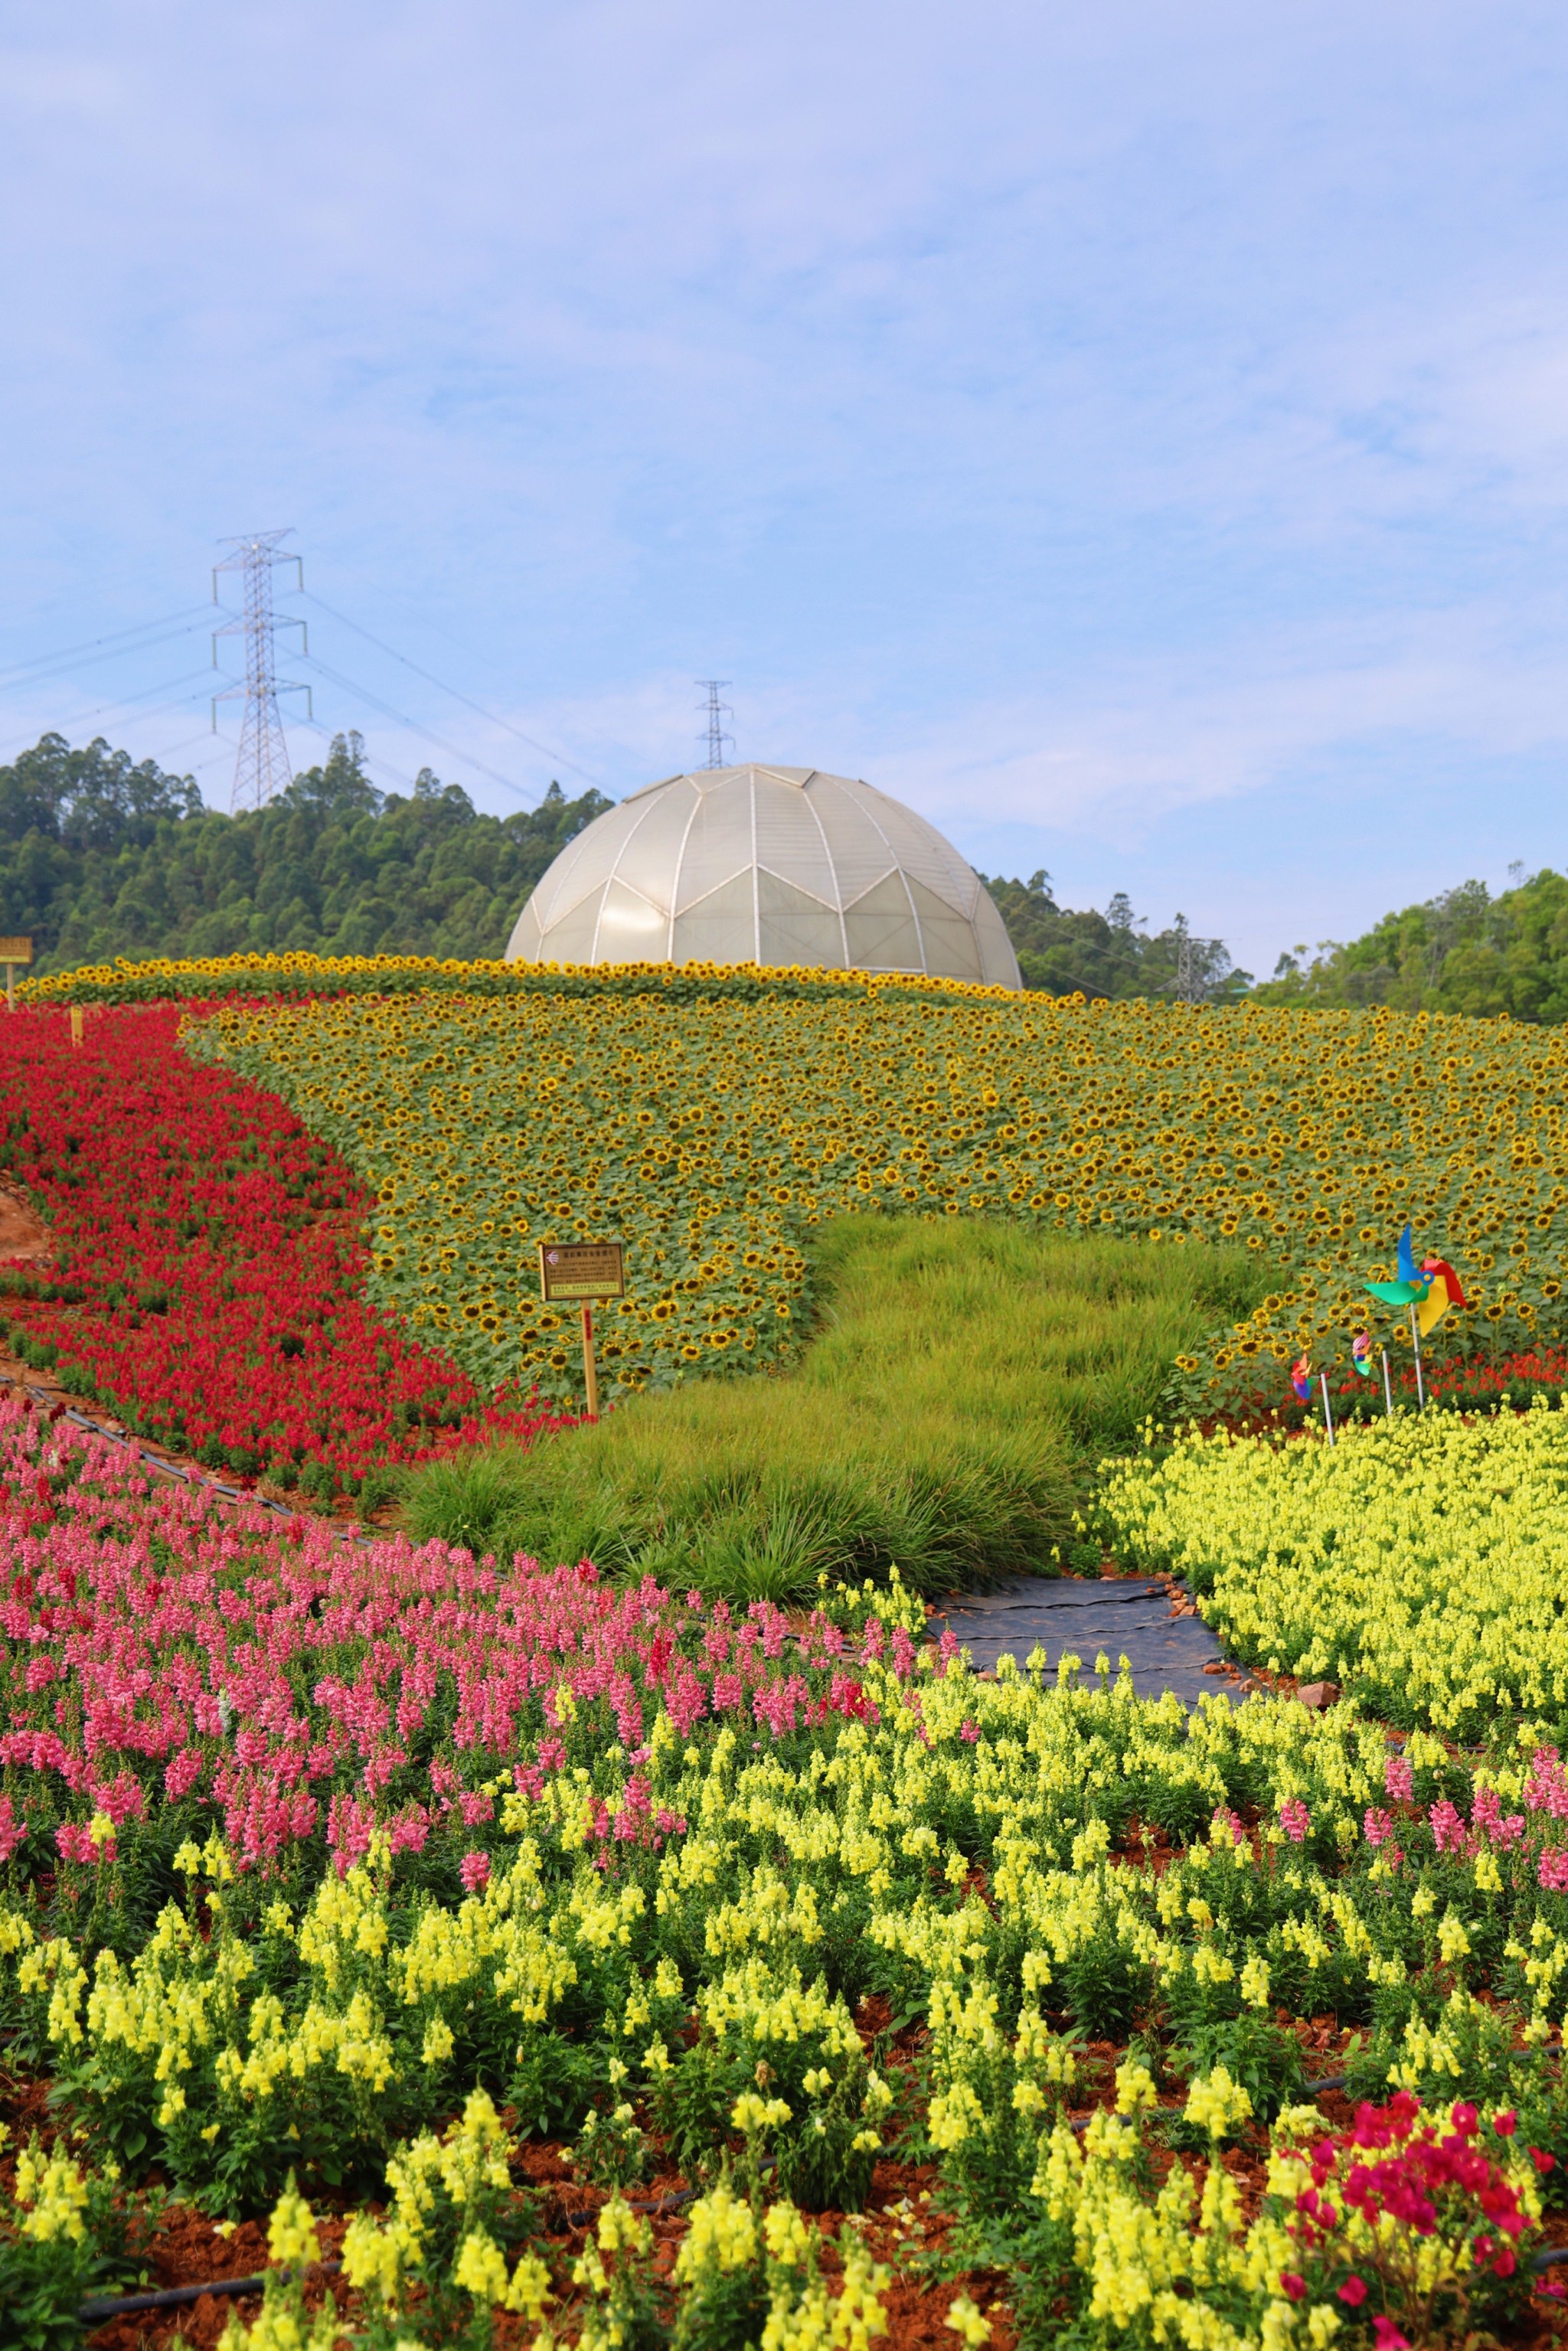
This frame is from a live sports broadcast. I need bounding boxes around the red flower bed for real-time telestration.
[0,1004,564,1500]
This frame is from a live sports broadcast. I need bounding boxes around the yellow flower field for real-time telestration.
[1099,1398,1568,1733]
[184,963,1568,1411]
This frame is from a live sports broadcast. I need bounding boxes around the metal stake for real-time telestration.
[1381,1346,1393,1417]
[1320,1370,1336,1446]
[1410,1306,1426,1409]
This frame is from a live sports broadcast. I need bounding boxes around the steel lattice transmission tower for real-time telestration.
[211,531,312,811]
[695,679,733,769]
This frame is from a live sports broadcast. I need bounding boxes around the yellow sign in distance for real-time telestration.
[0,936,30,1014]
[537,1239,626,1302]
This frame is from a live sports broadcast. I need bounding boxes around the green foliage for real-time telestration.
[401,1216,1274,1598]
[0,730,611,971]
[1170,2013,1305,2127]
[982,871,1253,1002]
[0,2136,143,2351]
[1254,866,1568,1021]
[575,2099,652,2191]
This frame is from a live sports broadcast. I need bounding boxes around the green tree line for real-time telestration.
[0,732,612,971]
[1251,870,1568,1021]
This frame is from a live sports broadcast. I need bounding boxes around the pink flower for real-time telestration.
[959,1720,979,1744]
[1364,1806,1396,1847]
[1373,2319,1411,2351]
[459,1849,491,1892]
[1429,1797,1467,1853]
[1279,1798,1310,1843]
[1337,2277,1367,2308]
[1384,1753,1414,1802]
[1494,2111,1517,2138]
[1279,2274,1307,2303]
[0,1794,26,1862]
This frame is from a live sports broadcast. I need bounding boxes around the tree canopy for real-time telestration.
[0,733,613,971]
[979,870,1252,1001]
[1252,870,1568,1021]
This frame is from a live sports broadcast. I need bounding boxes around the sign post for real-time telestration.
[0,936,31,1014]
[537,1241,626,1422]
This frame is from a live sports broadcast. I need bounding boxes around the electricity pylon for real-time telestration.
[212,531,312,811]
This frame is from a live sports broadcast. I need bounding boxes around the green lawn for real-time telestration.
[400,1216,1272,1600]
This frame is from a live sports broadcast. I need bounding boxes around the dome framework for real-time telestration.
[505,764,1021,988]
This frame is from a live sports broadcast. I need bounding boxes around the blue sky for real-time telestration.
[2,1,1566,976]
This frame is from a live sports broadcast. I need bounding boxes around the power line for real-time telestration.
[0,670,224,766]
[0,611,211,694]
[300,590,604,792]
[300,651,541,804]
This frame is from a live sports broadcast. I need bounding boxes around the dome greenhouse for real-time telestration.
[504,763,1021,988]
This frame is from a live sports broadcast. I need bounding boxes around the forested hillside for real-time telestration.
[1253,870,1568,1020]
[0,731,612,970]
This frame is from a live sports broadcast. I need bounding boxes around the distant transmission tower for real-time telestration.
[211,531,312,811]
[696,680,733,769]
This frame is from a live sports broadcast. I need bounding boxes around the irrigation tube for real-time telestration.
[79,2260,341,2323]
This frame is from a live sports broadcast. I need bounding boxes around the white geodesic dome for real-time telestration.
[504,764,1021,988]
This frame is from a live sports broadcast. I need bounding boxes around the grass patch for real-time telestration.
[400,1216,1273,1601]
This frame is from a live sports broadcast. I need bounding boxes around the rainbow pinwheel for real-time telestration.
[1351,1331,1375,1377]
[1364,1223,1468,1337]
[1290,1352,1313,1403]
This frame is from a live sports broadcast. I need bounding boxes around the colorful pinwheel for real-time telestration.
[1364,1223,1467,1335]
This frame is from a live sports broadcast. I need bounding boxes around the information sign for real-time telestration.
[0,936,30,1014]
[537,1240,625,1421]
[537,1241,626,1302]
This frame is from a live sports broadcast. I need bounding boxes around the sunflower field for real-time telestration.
[175,962,1568,1415]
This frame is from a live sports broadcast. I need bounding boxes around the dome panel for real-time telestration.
[506,895,544,961]
[905,875,983,981]
[604,777,699,918]
[595,877,671,961]
[866,790,978,916]
[539,884,608,964]
[805,778,903,906]
[842,872,923,971]
[506,763,1020,989]
[753,778,837,907]
[972,884,1023,988]
[756,870,848,968]
[527,822,605,932]
[673,779,754,913]
[671,870,757,965]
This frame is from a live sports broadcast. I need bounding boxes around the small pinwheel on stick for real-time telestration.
[1364,1223,1467,1407]
[1290,1352,1336,1442]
